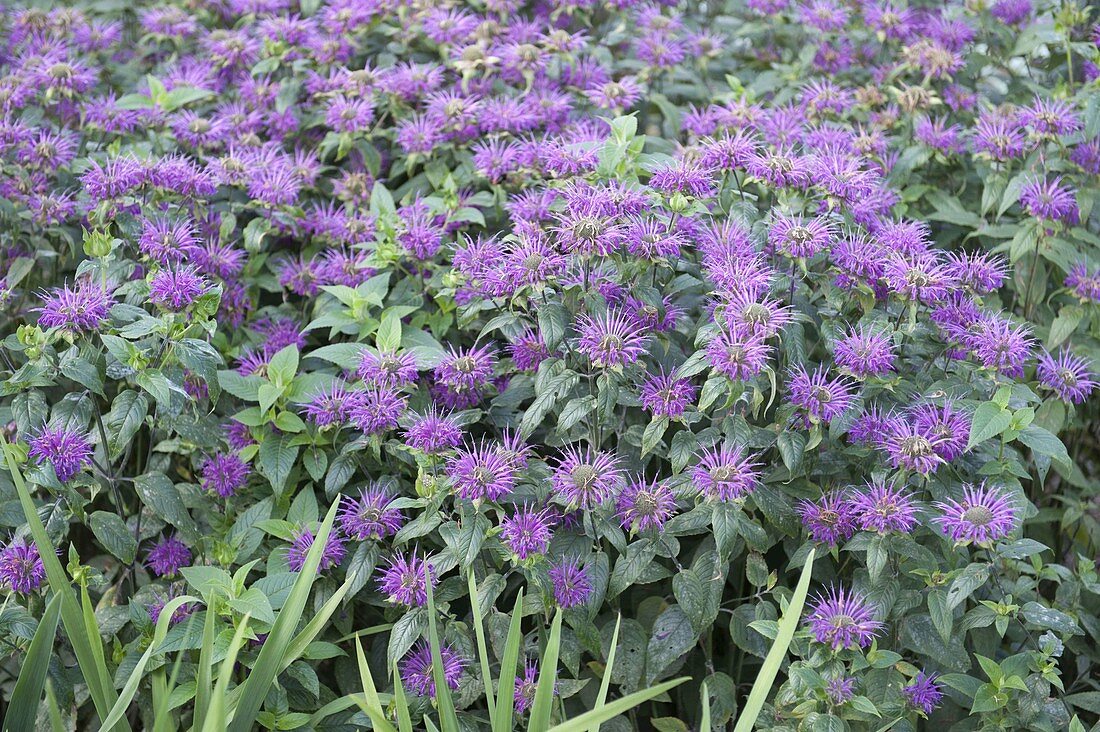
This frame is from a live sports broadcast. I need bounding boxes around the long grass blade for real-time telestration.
[733,548,817,732]
[0,436,122,728]
[392,661,413,732]
[2,591,62,732]
[587,614,621,732]
[468,570,496,721]
[226,500,339,732]
[192,606,217,732]
[492,589,524,732]
[700,680,711,732]
[353,637,397,732]
[547,678,690,732]
[425,567,460,732]
[98,595,198,731]
[278,577,351,675]
[201,614,252,732]
[528,610,563,732]
[44,681,65,732]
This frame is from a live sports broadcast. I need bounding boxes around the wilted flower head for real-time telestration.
[805,586,884,650]
[932,483,1016,544]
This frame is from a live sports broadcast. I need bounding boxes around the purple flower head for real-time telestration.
[1021,176,1079,224]
[825,677,857,705]
[357,349,418,388]
[38,282,113,334]
[148,588,196,626]
[499,506,555,560]
[550,445,625,509]
[805,586,884,650]
[616,478,677,532]
[287,528,346,573]
[769,213,834,259]
[799,490,857,544]
[339,486,404,540]
[149,266,207,312]
[145,536,192,578]
[966,314,1033,377]
[435,344,496,393]
[716,292,793,340]
[972,114,1026,161]
[139,217,197,264]
[575,309,649,369]
[1019,96,1081,138]
[302,382,357,427]
[648,162,715,198]
[401,640,464,698]
[514,661,539,713]
[348,386,407,435]
[933,483,1016,545]
[1065,262,1100,303]
[903,672,944,715]
[850,481,918,534]
[788,366,857,424]
[991,0,1031,25]
[834,326,895,378]
[509,329,553,372]
[945,251,1008,294]
[848,405,903,447]
[882,251,950,305]
[640,371,697,419]
[691,444,761,501]
[404,407,464,453]
[201,453,250,498]
[379,552,436,607]
[706,327,771,382]
[1037,348,1098,404]
[447,442,517,502]
[910,402,970,462]
[884,420,943,475]
[0,539,46,594]
[28,427,93,483]
[548,557,592,609]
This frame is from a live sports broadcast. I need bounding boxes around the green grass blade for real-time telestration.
[700,680,711,732]
[424,567,460,732]
[278,577,351,674]
[226,500,339,732]
[192,604,217,732]
[547,678,690,732]
[733,548,816,732]
[528,610,563,732]
[98,595,198,731]
[392,661,413,732]
[468,570,496,721]
[44,681,64,732]
[492,589,524,732]
[3,591,62,732]
[201,614,252,732]
[353,637,397,732]
[0,436,122,729]
[587,614,621,732]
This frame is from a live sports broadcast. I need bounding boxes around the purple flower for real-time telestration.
[834,326,895,378]
[848,405,903,447]
[825,677,857,705]
[401,640,464,698]
[799,490,857,545]
[508,330,553,372]
[0,539,46,594]
[648,162,715,198]
[148,588,195,626]
[550,445,625,509]
[850,481,918,534]
[357,349,418,388]
[966,314,1033,377]
[616,478,676,532]
[548,557,592,609]
[200,453,250,497]
[910,402,970,462]
[149,266,207,312]
[945,251,1008,294]
[769,213,834,258]
[884,421,943,475]
[972,114,1026,160]
[435,344,496,393]
[639,371,697,419]
[933,483,1016,544]
[903,672,944,715]
[788,366,857,424]
[575,310,649,369]
[404,407,463,453]
[1021,176,1078,224]
[514,661,539,713]
[145,536,192,578]
[805,586,884,650]
[379,552,436,607]
[447,442,517,502]
[302,382,357,427]
[690,444,760,501]
[1019,96,1081,137]
[287,529,346,573]
[348,386,407,435]
[340,486,404,540]
[37,282,113,334]
[138,217,197,264]
[1065,262,1100,302]
[1037,348,1098,404]
[499,506,555,560]
[27,427,93,482]
[706,327,771,382]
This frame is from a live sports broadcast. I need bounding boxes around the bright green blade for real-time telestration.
[3,591,62,732]
[392,661,413,732]
[354,637,397,732]
[700,680,711,732]
[528,610,563,732]
[733,548,817,732]
[202,614,252,732]
[0,436,122,728]
[425,568,460,732]
[468,570,496,720]
[588,614,621,732]
[226,500,339,732]
[44,681,64,732]
[492,589,525,732]
[193,604,217,732]
[547,678,690,732]
[277,578,351,675]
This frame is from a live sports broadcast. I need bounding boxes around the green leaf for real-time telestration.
[529,611,563,732]
[967,402,1011,450]
[376,310,403,352]
[549,678,688,732]
[1016,425,1071,467]
[103,391,148,459]
[645,605,696,684]
[589,615,621,732]
[134,472,199,542]
[1020,602,1080,634]
[228,588,275,625]
[424,568,460,731]
[89,511,137,563]
[258,434,298,497]
[492,589,525,732]
[947,563,990,610]
[927,589,953,644]
[467,571,496,722]
[2,591,62,732]
[267,345,299,387]
[777,431,806,473]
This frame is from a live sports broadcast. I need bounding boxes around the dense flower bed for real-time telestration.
[0,0,1098,729]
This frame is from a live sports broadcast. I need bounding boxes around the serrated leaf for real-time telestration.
[89,511,137,564]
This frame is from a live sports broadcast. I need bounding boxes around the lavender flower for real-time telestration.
[550,445,625,509]
[825,677,856,705]
[706,327,771,381]
[690,444,761,501]
[574,310,649,369]
[404,407,463,453]
[148,266,208,312]
[850,481,918,534]
[639,371,697,419]
[616,478,677,532]
[834,326,896,378]
[1037,348,1098,404]
[799,491,857,545]
[884,421,943,475]
[27,427,93,482]
[788,366,857,424]
[434,344,496,393]
[401,640,464,698]
[339,486,404,540]
[0,539,46,594]
[378,552,436,607]
[348,386,407,435]
[37,282,112,334]
[911,402,970,462]
[1020,177,1078,225]
[357,349,418,388]
[145,536,192,578]
[302,382,357,427]
[903,672,944,715]
[286,529,346,573]
[514,661,539,713]
[200,453,250,497]
[548,557,592,609]
[805,586,884,650]
[932,483,1016,544]
[499,506,555,560]
[447,442,517,502]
